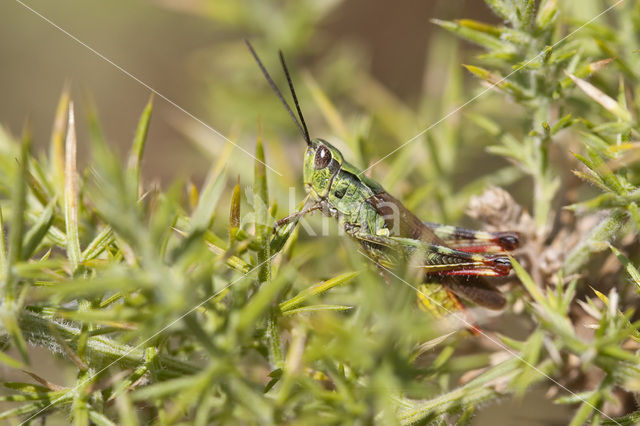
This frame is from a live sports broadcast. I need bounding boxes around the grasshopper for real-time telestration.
[246,41,519,322]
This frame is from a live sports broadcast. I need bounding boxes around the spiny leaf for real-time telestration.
[190,167,227,233]
[398,358,521,424]
[6,125,31,291]
[41,270,152,300]
[609,245,640,290]
[592,121,631,135]
[568,386,605,426]
[28,158,54,206]
[254,125,269,239]
[454,19,501,37]
[130,374,204,402]
[229,178,241,244]
[565,209,629,274]
[550,114,573,135]
[81,226,113,262]
[600,411,640,426]
[64,102,81,273]
[0,311,30,364]
[560,58,614,89]
[49,84,70,200]
[463,65,529,99]
[254,126,271,286]
[21,200,55,260]
[88,410,117,426]
[566,72,632,122]
[281,304,352,316]
[0,399,71,420]
[0,351,26,369]
[483,0,515,22]
[571,170,608,193]
[279,271,359,312]
[516,0,535,28]
[535,0,557,30]
[510,256,546,307]
[127,94,153,193]
[577,132,610,154]
[565,192,624,214]
[432,19,510,51]
[585,147,626,195]
[20,370,66,391]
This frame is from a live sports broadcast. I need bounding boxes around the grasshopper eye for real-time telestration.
[314,145,331,169]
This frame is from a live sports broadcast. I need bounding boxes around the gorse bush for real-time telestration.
[2,0,640,424]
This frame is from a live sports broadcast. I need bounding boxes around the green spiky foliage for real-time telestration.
[3,1,640,424]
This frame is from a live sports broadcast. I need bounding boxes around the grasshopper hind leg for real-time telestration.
[423,222,519,253]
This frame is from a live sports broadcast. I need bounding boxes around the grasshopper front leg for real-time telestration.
[271,199,329,253]
[273,202,322,231]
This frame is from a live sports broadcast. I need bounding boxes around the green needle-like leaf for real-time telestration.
[127,95,153,193]
[279,271,359,312]
[64,103,81,273]
[566,72,632,122]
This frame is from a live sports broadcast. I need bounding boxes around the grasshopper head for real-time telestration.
[245,44,344,200]
[303,138,344,199]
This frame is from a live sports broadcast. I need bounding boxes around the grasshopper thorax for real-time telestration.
[303,138,344,200]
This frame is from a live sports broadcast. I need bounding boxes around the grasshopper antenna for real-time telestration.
[278,50,310,145]
[245,40,311,146]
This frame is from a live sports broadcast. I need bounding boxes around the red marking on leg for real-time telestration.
[439,269,502,277]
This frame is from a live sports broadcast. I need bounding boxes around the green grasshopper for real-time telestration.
[246,41,519,322]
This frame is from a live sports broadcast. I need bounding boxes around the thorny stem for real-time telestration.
[398,357,554,424]
[14,310,200,378]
